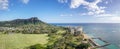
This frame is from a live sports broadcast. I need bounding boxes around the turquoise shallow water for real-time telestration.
[50,23,120,49]
[93,39,105,45]
[87,34,119,49]
[107,45,119,49]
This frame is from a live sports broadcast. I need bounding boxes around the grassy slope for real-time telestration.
[0,34,48,49]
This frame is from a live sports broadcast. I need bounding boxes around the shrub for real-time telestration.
[28,44,45,49]
[75,43,90,49]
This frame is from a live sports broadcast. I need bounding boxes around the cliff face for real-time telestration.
[0,17,45,27]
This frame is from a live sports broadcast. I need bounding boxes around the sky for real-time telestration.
[0,0,120,23]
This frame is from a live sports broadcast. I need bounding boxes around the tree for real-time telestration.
[75,43,90,49]
[28,44,45,49]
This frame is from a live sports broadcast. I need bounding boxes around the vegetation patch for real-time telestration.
[0,34,48,49]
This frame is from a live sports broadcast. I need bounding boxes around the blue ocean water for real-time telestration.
[50,23,120,49]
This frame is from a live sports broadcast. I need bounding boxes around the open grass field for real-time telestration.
[0,34,48,49]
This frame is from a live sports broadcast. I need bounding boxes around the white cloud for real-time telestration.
[59,0,107,15]
[105,1,108,4]
[82,0,106,15]
[58,0,68,3]
[0,0,8,10]
[96,14,113,17]
[70,0,89,8]
[21,0,29,4]
[88,11,94,15]
[0,0,30,10]
[109,17,120,21]
[101,16,120,23]
[97,14,120,23]
[81,12,94,16]
[60,14,73,16]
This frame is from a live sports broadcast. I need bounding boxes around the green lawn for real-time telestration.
[0,34,48,49]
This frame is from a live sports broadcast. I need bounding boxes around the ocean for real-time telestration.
[50,23,120,49]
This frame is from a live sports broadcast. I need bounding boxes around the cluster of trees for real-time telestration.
[27,28,90,49]
[27,44,45,49]
[19,24,60,34]
[28,43,90,49]
[0,24,65,34]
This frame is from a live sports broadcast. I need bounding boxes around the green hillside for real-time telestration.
[0,17,65,34]
[0,17,45,27]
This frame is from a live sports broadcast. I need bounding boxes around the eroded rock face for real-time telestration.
[28,17,41,24]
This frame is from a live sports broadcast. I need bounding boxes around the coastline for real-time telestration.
[83,33,120,49]
[50,23,120,49]
[83,33,111,49]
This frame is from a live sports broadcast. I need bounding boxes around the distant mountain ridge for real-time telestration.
[0,17,65,34]
[0,17,45,27]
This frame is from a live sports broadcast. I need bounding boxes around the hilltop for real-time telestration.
[0,17,65,34]
[0,17,45,27]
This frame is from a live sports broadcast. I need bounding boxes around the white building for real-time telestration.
[68,26,83,36]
